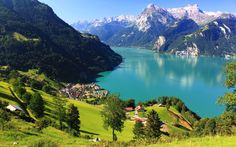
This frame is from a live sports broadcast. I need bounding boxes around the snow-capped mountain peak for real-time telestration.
[146,3,156,9]
[142,3,165,15]
[184,4,200,11]
[72,3,236,35]
[167,4,215,24]
[135,3,176,32]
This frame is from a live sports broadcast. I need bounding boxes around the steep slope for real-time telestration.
[106,4,176,47]
[0,0,122,82]
[73,4,176,47]
[164,17,236,56]
[153,19,199,52]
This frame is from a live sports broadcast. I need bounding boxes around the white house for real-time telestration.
[6,104,23,112]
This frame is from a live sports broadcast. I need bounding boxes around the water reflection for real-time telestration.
[97,47,233,117]
[123,50,226,89]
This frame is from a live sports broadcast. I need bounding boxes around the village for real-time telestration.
[59,83,109,100]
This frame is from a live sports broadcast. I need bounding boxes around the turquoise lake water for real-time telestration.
[96,47,233,117]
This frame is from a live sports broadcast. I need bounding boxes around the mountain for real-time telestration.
[73,4,176,48]
[161,17,236,57]
[167,4,216,25]
[0,0,122,82]
[153,19,199,52]
[72,4,236,56]
[75,16,136,43]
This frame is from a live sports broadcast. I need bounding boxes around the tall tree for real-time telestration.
[28,93,45,118]
[218,62,236,112]
[125,99,136,108]
[54,97,66,130]
[216,112,236,135]
[145,110,162,139]
[67,104,80,136]
[133,121,145,139]
[101,95,126,141]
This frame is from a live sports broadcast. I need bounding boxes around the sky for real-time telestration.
[38,0,236,24]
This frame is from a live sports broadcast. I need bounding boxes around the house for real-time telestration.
[158,103,164,107]
[125,107,134,112]
[135,105,145,112]
[133,117,146,122]
[6,104,23,112]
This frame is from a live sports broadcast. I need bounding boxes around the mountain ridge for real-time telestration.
[72,3,236,57]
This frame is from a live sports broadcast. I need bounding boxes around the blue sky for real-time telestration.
[39,0,236,24]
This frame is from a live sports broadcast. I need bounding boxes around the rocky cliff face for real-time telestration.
[164,18,236,57]
[153,19,199,52]
[154,36,166,51]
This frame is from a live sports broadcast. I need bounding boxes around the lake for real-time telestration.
[96,47,233,117]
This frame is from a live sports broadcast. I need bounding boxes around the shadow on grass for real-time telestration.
[0,92,16,102]
[20,130,39,136]
[80,130,99,135]
[161,131,170,136]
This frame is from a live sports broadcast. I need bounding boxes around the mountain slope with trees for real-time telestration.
[0,0,122,82]
[162,17,236,56]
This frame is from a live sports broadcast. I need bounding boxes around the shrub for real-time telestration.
[42,85,51,94]
[22,93,32,105]
[30,81,43,90]
[29,139,58,147]
[28,93,45,118]
[35,117,52,130]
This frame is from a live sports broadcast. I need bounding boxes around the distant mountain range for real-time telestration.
[0,0,122,82]
[72,4,236,57]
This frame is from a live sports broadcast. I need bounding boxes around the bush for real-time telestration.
[30,81,43,90]
[15,86,26,98]
[28,93,45,118]
[29,139,58,147]
[42,85,52,94]
[0,100,9,108]
[35,117,52,130]
[124,99,136,108]
[0,109,11,131]
[22,93,32,105]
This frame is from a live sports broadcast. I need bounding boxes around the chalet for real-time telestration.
[135,105,145,112]
[6,104,23,112]
[133,117,146,122]
[125,107,134,112]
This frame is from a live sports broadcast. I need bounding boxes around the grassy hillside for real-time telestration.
[0,83,190,145]
[148,136,236,147]
[0,68,203,146]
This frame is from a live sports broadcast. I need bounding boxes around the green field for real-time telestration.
[1,69,235,146]
[0,79,190,146]
[13,32,40,42]
[0,79,134,145]
[148,136,236,147]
